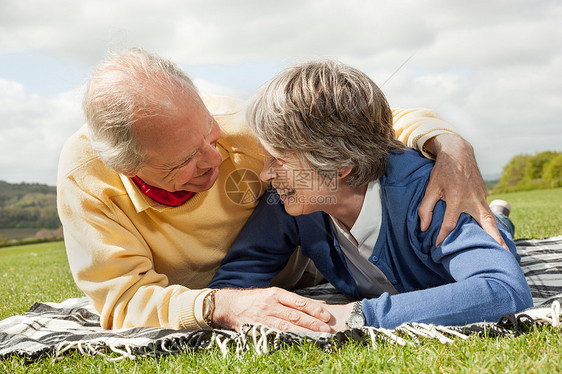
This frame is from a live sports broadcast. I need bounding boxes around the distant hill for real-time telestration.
[482,173,501,183]
[0,181,60,230]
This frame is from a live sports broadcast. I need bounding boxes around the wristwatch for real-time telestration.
[203,289,218,328]
[346,301,365,329]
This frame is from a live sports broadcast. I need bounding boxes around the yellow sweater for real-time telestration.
[57,95,456,330]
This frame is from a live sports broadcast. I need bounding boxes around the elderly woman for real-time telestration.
[209,60,532,331]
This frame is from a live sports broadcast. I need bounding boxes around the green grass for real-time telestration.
[2,328,561,373]
[488,187,562,240]
[0,241,83,320]
[1,188,561,372]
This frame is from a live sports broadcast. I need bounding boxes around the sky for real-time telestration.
[1,0,561,185]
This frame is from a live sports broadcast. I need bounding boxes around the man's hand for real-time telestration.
[418,133,507,249]
[212,288,332,332]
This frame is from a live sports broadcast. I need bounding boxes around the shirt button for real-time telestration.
[371,255,378,262]
[391,280,398,285]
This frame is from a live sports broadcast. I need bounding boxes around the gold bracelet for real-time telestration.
[203,289,219,328]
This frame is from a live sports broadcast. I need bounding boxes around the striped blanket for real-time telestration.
[1,236,561,362]
[516,236,562,306]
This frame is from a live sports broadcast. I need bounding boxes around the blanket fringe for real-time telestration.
[33,300,561,362]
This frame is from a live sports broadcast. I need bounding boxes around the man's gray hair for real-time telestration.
[247,60,404,187]
[83,48,197,175]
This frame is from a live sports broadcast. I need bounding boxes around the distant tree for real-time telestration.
[523,151,558,181]
[495,154,531,191]
[493,151,562,193]
[542,153,562,187]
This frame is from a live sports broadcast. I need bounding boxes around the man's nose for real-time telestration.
[198,143,222,169]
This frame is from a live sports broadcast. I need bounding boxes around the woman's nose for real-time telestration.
[260,166,276,182]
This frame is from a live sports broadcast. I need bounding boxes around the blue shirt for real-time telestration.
[209,148,533,328]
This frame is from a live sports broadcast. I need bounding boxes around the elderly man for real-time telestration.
[57,48,504,332]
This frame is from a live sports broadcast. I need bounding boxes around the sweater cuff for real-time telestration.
[414,129,459,160]
[193,289,215,328]
[176,289,212,329]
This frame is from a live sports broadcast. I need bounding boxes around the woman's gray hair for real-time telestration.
[83,48,197,175]
[247,60,404,187]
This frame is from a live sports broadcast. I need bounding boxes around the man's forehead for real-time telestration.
[161,117,215,168]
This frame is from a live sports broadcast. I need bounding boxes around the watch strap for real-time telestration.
[346,300,365,329]
[352,300,362,315]
[203,289,219,328]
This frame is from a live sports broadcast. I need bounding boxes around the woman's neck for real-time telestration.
[324,183,368,231]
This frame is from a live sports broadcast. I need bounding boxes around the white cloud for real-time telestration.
[194,78,250,99]
[0,0,561,183]
[0,79,83,184]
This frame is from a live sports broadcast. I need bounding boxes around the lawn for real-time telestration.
[487,187,562,240]
[1,188,561,373]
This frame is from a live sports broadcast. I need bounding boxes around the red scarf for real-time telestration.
[131,176,195,207]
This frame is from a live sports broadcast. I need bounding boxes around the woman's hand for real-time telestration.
[323,303,355,332]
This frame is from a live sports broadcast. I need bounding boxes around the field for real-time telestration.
[1,188,561,372]
[487,188,562,239]
[0,229,39,241]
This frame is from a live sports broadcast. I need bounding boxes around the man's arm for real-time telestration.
[59,180,331,332]
[213,288,331,332]
[420,134,506,248]
[391,109,505,247]
[57,172,210,329]
[57,136,329,332]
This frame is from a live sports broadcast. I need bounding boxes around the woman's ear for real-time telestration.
[338,168,352,179]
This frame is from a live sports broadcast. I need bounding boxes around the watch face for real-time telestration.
[347,313,365,329]
[203,296,212,318]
